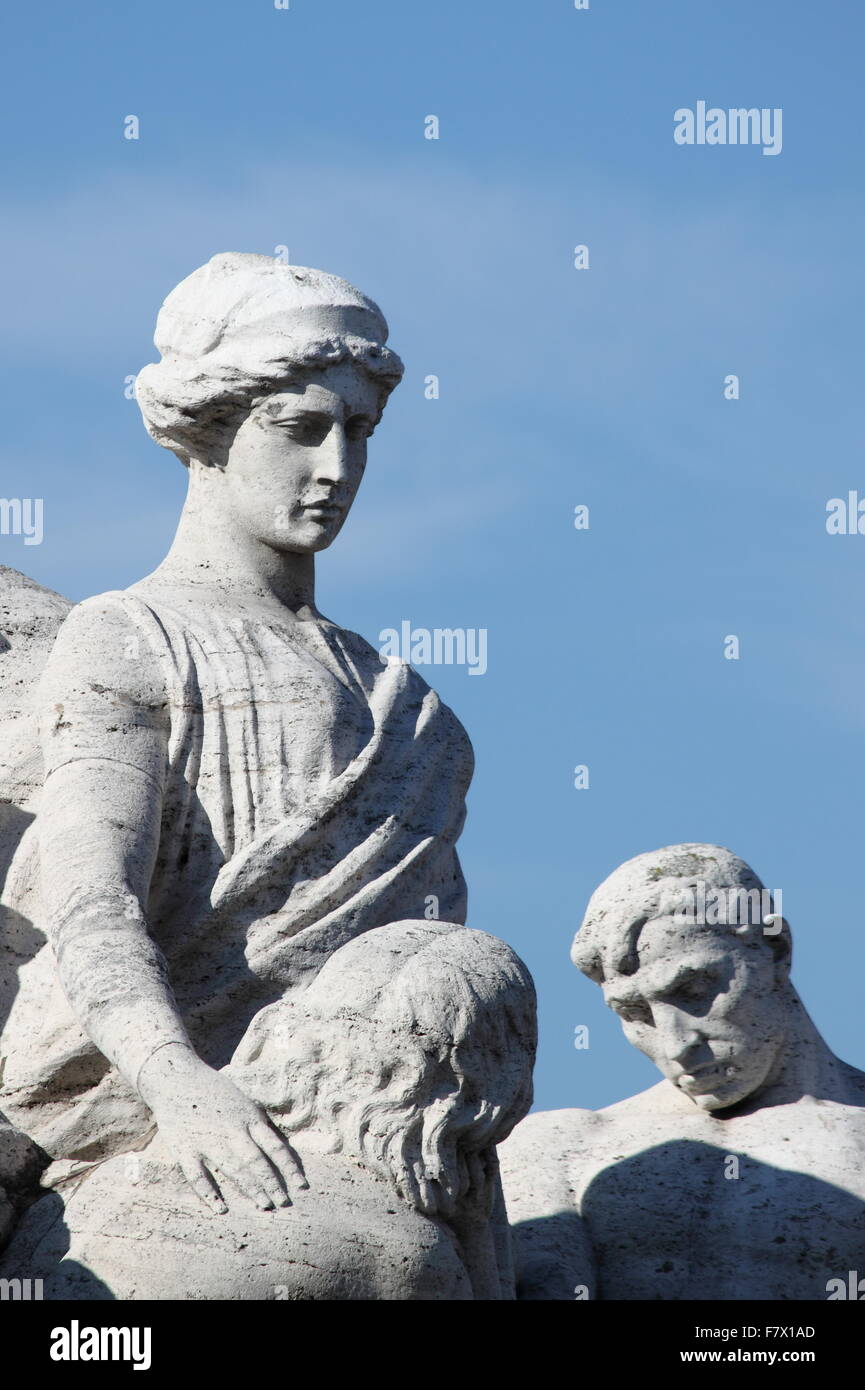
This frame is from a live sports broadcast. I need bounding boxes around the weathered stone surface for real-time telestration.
[0,565,71,813]
[0,1114,44,1250]
[0,569,71,1227]
[0,254,537,1298]
[1,921,535,1298]
[500,844,865,1300]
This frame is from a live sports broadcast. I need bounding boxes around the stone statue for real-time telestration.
[499,844,865,1300]
[0,253,536,1299]
[2,921,535,1299]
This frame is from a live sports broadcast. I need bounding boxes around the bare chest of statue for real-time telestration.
[575,1098,865,1300]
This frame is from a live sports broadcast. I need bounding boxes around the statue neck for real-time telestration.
[746,989,848,1112]
[148,475,318,615]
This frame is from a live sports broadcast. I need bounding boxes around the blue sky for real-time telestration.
[3,0,864,1109]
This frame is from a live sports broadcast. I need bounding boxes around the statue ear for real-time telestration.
[763,916,793,972]
[731,916,792,973]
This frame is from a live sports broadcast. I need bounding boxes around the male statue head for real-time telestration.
[571,844,794,1112]
[501,844,865,1302]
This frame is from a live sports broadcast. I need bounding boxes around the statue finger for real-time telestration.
[181,1155,228,1215]
[251,1121,308,1191]
[224,1146,288,1209]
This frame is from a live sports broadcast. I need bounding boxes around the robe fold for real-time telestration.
[0,587,474,1161]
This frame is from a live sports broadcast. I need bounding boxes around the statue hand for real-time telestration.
[138,1045,308,1214]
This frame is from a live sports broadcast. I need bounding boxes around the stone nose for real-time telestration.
[653,1003,704,1065]
[313,423,351,486]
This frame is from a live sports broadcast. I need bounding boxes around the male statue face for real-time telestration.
[602,916,790,1112]
[213,360,381,555]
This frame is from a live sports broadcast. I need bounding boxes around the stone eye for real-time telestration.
[615,1001,653,1026]
[345,416,374,442]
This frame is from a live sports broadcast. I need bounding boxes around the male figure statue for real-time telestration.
[499,844,865,1300]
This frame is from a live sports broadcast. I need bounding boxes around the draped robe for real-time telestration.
[0,587,474,1162]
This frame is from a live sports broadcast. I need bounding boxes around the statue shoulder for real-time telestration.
[499,1107,604,1207]
[596,1078,678,1121]
[40,590,169,711]
[501,1106,601,1160]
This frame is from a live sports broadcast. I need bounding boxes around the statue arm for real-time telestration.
[498,1110,598,1300]
[37,599,189,1089]
[446,1152,513,1300]
[36,598,306,1211]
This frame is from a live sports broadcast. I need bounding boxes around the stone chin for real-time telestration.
[676,1071,761,1113]
[265,516,348,556]
[688,1088,741,1113]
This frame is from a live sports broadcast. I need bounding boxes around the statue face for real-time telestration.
[602,917,787,1112]
[219,360,381,554]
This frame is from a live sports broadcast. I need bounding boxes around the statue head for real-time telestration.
[135,253,404,555]
[230,921,537,1220]
[571,844,793,1112]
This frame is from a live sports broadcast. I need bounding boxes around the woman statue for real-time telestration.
[0,254,528,1296]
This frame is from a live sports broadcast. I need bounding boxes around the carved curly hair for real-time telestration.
[230,921,537,1221]
[135,253,404,467]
